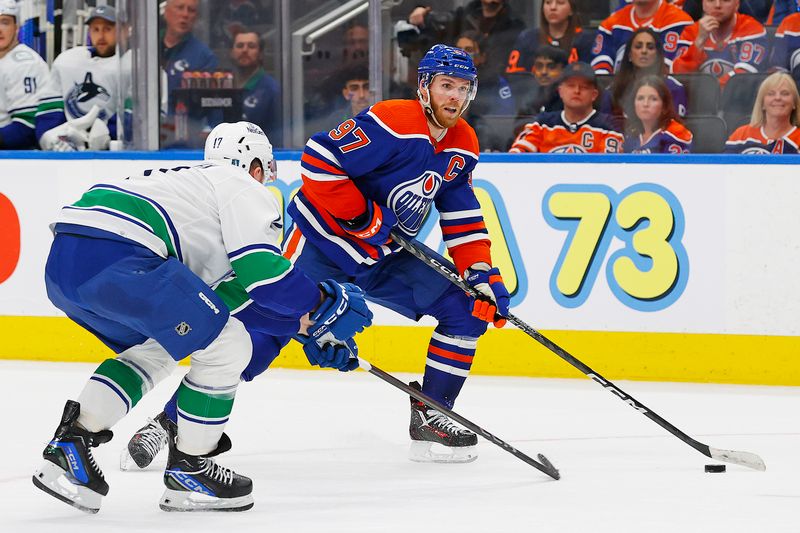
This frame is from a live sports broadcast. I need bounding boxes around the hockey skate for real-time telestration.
[120,411,173,471]
[408,381,478,463]
[32,400,113,514]
[160,442,253,512]
[121,411,233,471]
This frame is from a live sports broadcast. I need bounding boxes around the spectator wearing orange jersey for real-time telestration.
[591,0,693,73]
[509,62,623,153]
[725,71,800,153]
[672,0,767,86]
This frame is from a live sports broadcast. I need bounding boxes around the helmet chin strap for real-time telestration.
[417,85,445,130]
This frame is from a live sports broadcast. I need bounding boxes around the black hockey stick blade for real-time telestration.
[389,230,766,472]
[359,358,560,480]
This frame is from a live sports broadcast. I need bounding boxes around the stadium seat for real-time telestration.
[476,115,517,152]
[673,73,721,115]
[683,115,728,153]
[721,72,769,133]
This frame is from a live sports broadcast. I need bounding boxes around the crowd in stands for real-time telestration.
[4,0,800,153]
[397,0,800,154]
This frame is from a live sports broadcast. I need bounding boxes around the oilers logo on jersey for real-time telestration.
[388,171,443,233]
[550,144,588,153]
[740,147,771,154]
[65,72,111,119]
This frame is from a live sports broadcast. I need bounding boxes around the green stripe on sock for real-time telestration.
[177,382,235,420]
[94,358,145,406]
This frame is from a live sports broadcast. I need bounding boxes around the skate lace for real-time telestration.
[426,409,470,435]
[85,447,104,478]
[199,457,234,486]
[135,418,168,458]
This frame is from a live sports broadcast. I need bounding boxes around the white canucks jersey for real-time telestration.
[55,162,321,318]
[0,43,49,129]
[55,162,284,289]
[37,46,119,122]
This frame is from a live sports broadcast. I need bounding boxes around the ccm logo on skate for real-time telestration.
[0,193,20,285]
[198,292,220,314]
[169,471,215,495]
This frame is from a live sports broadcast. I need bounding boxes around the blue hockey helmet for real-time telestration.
[417,45,478,126]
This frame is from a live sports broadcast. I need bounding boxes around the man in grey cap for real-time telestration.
[36,4,122,150]
[510,62,624,153]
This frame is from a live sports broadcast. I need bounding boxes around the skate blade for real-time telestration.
[409,441,478,464]
[119,447,159,471]
[159,488,254,512]
[32,461,103,514]
[119,448,137,471]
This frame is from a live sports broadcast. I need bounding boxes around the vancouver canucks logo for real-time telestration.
[388,171,443,234]
[65,72,111,119]
[550,144,587,153]
[244,95,259,109]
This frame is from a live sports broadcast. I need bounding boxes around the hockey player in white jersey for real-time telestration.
[32,121,372,513]
[37,5,121,151]
[0,0,50,149]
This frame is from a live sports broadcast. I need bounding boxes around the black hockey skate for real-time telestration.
[408,381,478,463]
[32,400,113,514]
[160,438,253,512]
[120,411,173,471]
[121,411,233,471]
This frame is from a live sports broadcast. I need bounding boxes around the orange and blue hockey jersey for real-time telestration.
[725,124,800,153]
[623,119,693,153]
[672,14,767,85]
[286,99,491,276]
[769,12,800,73]
[509,110,624,153]
[591,1,693,73]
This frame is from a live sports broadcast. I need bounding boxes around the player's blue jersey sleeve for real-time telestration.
[434,156,490,257]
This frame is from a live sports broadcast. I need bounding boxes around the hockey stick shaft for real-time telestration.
[358,358,560,480]
[389,230,766,471]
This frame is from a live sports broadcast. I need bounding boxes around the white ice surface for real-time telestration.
[1,360,798,533]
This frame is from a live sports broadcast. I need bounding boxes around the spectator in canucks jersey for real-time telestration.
[230,28,281,146]
[0,0,49,150]
[160,0,217,113]
[36,5,120,151]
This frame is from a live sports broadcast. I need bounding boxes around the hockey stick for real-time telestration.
[389,230,766,472]
[358,358,561,480]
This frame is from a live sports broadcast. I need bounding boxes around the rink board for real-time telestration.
[0,152,798,385]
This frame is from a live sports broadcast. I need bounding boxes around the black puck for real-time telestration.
[704,464,726,473]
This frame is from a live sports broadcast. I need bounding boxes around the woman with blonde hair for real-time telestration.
[726,72,800,154]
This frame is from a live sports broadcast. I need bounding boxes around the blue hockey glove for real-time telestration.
[303,338,360,372]
[304,280,373,344]
[464,264,510,328]
[338,201,398,246]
